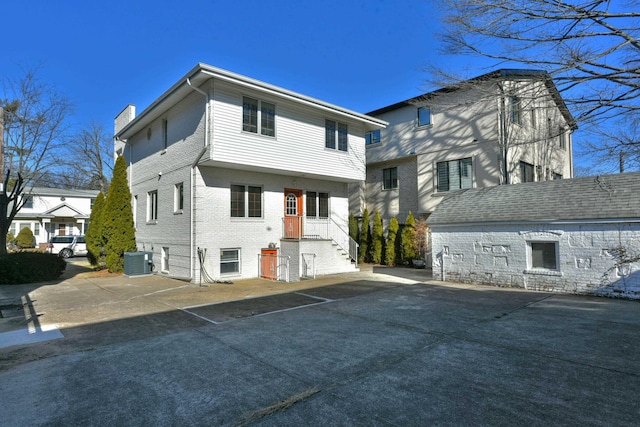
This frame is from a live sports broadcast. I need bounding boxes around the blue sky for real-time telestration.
[3,0,493,132]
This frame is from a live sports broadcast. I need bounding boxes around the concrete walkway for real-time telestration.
[1,261,639,425]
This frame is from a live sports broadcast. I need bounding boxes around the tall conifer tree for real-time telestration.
[86,191,105,266]
[371,210,384,264]
[359,208,370,264]
[102,155,136,273]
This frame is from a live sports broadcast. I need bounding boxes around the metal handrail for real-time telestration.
[282,216,358,265]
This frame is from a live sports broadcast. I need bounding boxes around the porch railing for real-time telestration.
[282,216,358,265]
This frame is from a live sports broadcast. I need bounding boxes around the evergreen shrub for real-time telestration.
[0,252,66,284]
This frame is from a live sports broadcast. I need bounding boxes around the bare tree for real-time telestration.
[63,120,113,193]
[0,68,73,254]
[434,0,640,167]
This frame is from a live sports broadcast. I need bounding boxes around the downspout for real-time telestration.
[186,77,210,281]
[498,82,509,185]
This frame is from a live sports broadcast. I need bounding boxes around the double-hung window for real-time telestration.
[383,167,398,190]
[325,120,348,152]
[147,190,158,222]
[220,249,240,274]
[365,129,381,145]
[306,192,329,218]
[243,97,275,137]
[231,185,262,218]
[436,158,472,192]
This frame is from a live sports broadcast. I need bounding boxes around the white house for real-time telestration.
[352,69,577,223]
[9,187,98,246]
[114,63,387,283]
[428,172,640,299]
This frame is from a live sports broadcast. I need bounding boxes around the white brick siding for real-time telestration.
[432,222,640,298]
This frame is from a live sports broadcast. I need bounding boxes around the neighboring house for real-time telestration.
[428,172,640,299]
[114,63,387,282]
[9,187,98,247]
[351,69,577,223]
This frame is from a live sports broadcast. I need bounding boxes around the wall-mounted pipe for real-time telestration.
[186,78,210,282]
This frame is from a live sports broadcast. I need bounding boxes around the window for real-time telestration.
[243,97,276,137]
[530,242,558,270]
[161,247,169,272]
[162,119,168,150]
[383,167,398,190]
[417,106,431,127]
[306,192,317,218]
[261,102,275,136]
[231,185,262,218]
[338,123,348,151]
[23,195,33,209]
[510,96,521,125]
[133,195,138,228]
[147,190,158,222]
[530,108,537,128]
[242,97,258,133]
[519,161,535,183]
[436,158,472,192]
[305,192,329,218]
[174,182,184,213]
[326,120,348,152]
[553,172,563,180]
[559,128,567,150]
[220,249,240,274]
[365,129,381,145]
[325,120,336,149]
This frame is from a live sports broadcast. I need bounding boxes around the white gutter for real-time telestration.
[186,78,210,281]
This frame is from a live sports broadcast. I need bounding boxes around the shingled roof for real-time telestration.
[428,172,640,226]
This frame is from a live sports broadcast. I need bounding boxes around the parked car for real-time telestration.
[48,235,88,258]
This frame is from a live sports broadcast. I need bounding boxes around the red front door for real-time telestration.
[284,188,303,238]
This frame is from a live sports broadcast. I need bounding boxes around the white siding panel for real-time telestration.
[210,81,366,182]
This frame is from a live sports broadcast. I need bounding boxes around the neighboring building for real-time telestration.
[9,187,98,247]
[352,69,577,223]
[114,63,387,282]
[428,172,640,299]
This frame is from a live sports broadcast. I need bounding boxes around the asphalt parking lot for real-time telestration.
[1,262,639,426]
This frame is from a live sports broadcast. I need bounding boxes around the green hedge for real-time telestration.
[0,252,67,284]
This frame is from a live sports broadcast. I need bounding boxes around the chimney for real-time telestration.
[114,104,136,134]
[114,105,136,158]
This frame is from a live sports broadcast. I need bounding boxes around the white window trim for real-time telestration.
[383,167,398,190]
[220,248,241,276]
[161,246,170,273]
[325,119,349,152]
[242,96,276,138]
[174,182,184,214]
[417,106,432,128]
[147,190,158,224]
[365,129,381,146]
[525,240,562,276]
[230,184,264,219]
